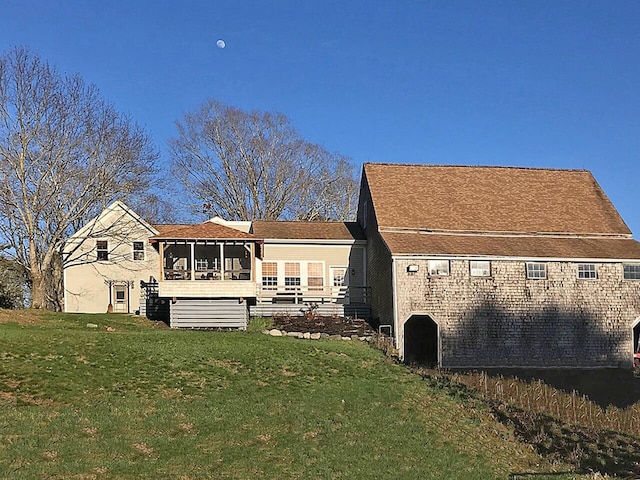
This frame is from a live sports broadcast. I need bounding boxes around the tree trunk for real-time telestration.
[31,271,46,309]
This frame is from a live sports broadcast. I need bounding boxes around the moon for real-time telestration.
[216,39,226,49]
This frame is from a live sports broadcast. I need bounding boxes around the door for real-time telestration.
[330,267,348,303]
[113,285,128,313]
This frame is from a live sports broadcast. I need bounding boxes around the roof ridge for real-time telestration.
[363,162,590,173]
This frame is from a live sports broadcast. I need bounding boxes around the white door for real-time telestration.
[114,285,127,313]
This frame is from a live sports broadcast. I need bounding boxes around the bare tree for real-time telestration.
[169,100,358,221]
[0,47,158,309]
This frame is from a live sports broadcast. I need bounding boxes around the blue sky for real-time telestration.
[2,1,639,233]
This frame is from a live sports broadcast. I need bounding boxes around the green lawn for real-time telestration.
[0,311,582,479]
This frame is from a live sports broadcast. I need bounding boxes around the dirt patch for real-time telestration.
[0,309,43,325]
[272,315,375,336]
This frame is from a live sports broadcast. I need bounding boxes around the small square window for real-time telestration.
[133,242,145,261]
[428,260,450,276]
[577,264,597,279]
[470,261,490,277]
[623,264,640,280]
[96,240,108,261]
[526,262,546,279]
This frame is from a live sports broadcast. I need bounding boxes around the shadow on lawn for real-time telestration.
[417,371,640,478]
[496,405,640,478]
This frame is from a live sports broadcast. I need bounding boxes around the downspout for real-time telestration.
[391,256,400,359]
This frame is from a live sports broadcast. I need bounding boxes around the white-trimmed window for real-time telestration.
[96,240,109,261]
[526,262,546,279]
[133,241,145,261]
[428,260,450,276]
[577,263,597,280]
[284,262,301,289]
[262,262,278,290]
[623,264,640,280]
[307,262,324,290]
[470,261,490,277]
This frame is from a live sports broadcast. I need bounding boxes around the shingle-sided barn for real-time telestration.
[356,163,640,368]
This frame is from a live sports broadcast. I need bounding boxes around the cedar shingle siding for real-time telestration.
[358,163,640,368]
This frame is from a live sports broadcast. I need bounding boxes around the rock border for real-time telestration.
[262,329,373,343]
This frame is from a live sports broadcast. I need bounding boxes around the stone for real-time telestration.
[310,333,321,340]
[303,332,311,339]
[287,331,301,337]
[341,336,352,341]
[86,323,98,328]
[320,333,330,339]
[351,335,359,341]
[328,335,341,341]
[269,329,283,337]
[261,330,270,335]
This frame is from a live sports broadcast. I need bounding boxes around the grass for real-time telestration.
[0,310,586,479]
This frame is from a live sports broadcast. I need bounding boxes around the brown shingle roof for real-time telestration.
[152,224,191,236]
[364,163,631,235]
[251,221,364,240]
[150,222,255,241]
[381,231,640,259]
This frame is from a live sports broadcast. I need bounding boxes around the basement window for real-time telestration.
[526,262,546,279]
[428,260,450,276]
[470,261,490,277]
[96,240,108,261]
[577,263,597,279]
[623,264,640,280]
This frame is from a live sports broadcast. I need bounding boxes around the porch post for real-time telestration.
[220,243,225,280]
[190,242,195,281]
[159,242,164,280]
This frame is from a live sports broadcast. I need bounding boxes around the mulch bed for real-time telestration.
[272,315,375,337]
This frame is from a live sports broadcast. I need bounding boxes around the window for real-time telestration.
[96,240,108,261]
[332,267,346,287]
[133,241,145,261]
[428,260,450,276]
[577,263,597,279]
[526,262,546,279]
[470,261,490,277]
[308,262,324,290]
[284,262,300,289]
[195,258,208,270]
[262,262,278,290]
[624,264,640,280]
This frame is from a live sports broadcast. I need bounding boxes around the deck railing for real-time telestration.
[256,285,370,305]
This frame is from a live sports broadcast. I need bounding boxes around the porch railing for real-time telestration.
[164,268,251,281]
[256,285,370,305]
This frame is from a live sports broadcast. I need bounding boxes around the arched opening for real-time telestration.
[633,319,640,367]
[404,315,439,366]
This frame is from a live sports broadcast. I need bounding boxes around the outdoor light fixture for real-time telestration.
[407,264,419,273]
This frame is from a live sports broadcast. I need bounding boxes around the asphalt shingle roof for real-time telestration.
[251,221,364,240]
[364,163,631,235]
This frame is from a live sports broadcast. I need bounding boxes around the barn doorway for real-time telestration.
[404,315,439,366]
